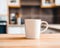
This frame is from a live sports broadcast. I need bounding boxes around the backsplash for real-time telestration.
[9,7,53,24]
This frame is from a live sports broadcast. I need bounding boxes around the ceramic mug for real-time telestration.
[25,19,48,39]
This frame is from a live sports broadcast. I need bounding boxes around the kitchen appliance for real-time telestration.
[10,13,17,24]
[0,16,7,34]
[0,21,7,34]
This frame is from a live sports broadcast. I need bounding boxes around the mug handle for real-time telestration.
[41,21,48,33]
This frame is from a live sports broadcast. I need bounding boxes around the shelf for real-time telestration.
[41,5,55,8]
[9,6,21,8]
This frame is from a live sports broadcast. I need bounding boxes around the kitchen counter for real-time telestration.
[0,34,60,48]
[8,24,24,27]
[7,24,60,34]
[7,24,25,34]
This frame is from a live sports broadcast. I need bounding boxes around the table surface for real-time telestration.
[0,34,60,48]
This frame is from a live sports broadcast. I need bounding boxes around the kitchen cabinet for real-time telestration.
[41,0,55,8]
[8,0,21,8]
[0,0,8,15]
[7,26,25,34]
[55,0,60,6]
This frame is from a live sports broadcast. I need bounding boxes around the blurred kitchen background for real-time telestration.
[9,0,60,24]
[0,0,60,34]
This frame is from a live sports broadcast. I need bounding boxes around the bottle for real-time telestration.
[10,13,16,24]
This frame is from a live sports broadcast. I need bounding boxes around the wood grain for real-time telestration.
[0,34,60,48]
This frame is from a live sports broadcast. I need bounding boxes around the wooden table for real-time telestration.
[0,34,60,48]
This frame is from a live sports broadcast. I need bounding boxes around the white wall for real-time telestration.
[0,0,8,15]
[55,0,60,5]
[0,0,8,21]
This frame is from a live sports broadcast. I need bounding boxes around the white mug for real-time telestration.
[25,19,48,39]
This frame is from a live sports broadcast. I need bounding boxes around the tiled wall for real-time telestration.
[9,0,54,24]
[40,8,53,24]
[21,0,40,6]
[9,7,53,24]
[53,7,60,24]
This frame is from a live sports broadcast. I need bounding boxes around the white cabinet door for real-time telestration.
[0,0,8,15]
[55,0,60,6]
[8,0,20,7]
